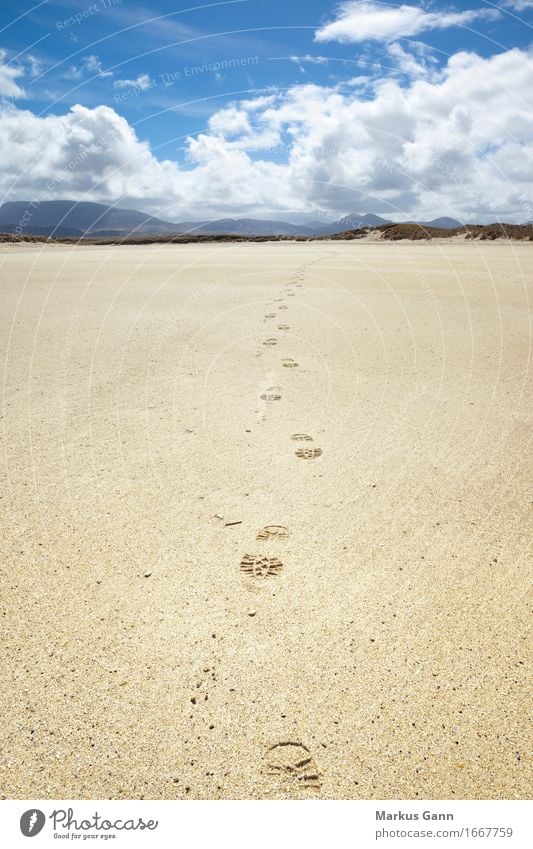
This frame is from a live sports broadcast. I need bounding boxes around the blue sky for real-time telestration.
[0,1,532,221]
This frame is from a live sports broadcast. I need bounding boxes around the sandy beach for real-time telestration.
[0,240,531,800]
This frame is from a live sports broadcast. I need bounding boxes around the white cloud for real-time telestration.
[84,55,112,78]
[0,104,184,211]
[114,73,152,90]
[0,47,532,223]
[386,42,440,80]
[67,54,112,80]
[289,54,331,73]
[501,1,533,9]
[344,75,373,87]
[66,65,82,80]
[26,55,42,79]
[241,95,277,112]
[208,106,252,136]
[290,55,330,65]
[315,1,500,43]
[0,50,25,98]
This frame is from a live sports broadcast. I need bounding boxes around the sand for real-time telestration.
[0,240,531,800]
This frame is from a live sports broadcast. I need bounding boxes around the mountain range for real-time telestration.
[0,201,466,239]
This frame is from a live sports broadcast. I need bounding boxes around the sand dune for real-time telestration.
[1,241,531,799]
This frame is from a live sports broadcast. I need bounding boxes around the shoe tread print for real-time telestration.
[264,742,322,790]
[240,554,283,579]
[295,447,322,459]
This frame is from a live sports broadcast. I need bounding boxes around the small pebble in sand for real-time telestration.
[143,571,152,578]
[248,610,257,617]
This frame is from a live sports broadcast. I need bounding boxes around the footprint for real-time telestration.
[263,742,321,789]
[277,325,290,330]
[291,433,313,442]
[278,305,288,310]
[240,555,283,579]
[265,313,276,319]
[188,667,215,712]
[295,447,323,459]
[256,525,290,540]
[282,359,299,368]
[263,339,277,347]
[260,393,281,401]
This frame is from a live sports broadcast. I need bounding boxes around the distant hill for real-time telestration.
[176,217,317,236]
[177,214,393,236]
[0,201,390,238]
[0,201,179,238]
[0,202,518,241]
[412,217,462,229]
[326,213,391,232]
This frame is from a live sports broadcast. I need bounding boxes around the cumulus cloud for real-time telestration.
[315,1,500,43]
[208,106,252,137]
[188,47,533,220]
[0,104,184,211]
[0,47,532,222]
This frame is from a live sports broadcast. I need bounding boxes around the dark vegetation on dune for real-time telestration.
[1,222,532,244]
[376,222,533,241]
